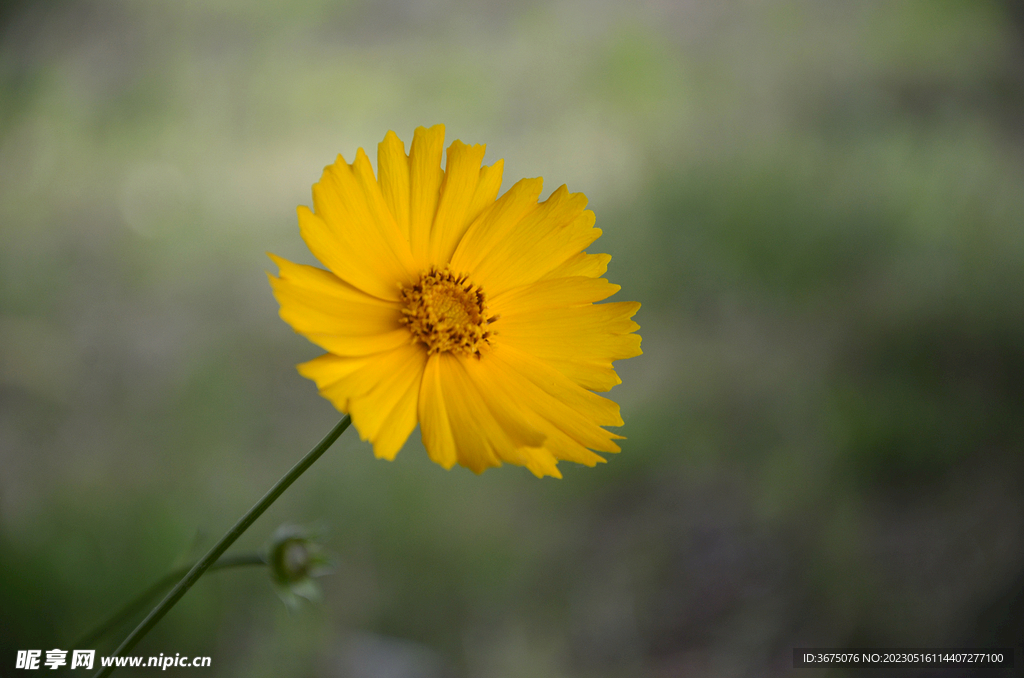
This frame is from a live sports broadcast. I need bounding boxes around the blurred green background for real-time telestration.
[2,0,1023,676]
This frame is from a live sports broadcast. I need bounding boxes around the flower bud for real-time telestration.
[264,523,332,609]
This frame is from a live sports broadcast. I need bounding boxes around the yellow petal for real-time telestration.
[418,354,458,469]
[466,159,504,231]
[421,352,554,475]
[268,253,389,304]
[377,131,411,241]
[428,140,488,265]
[538,251,611,280]
[449,177,544,274]
[408,124,445,266]
[311,150,418,293]
[460,356,547,453]
[422,353,501,473]
[297,342,422,418]
[467,185,600,295]
[498,343,622,430]
[297,206,391,301]
[300,180,412,302]
[480,344,622,464]
[368,377,421,461]
[490,276,621,316]
[420,352,565,478]
[498,301,641,341]
[535,359,626,392]
[351,147,417,266]
[299,330,412,358]
[495,301,642,391]
[268,255,409,356]
[297,353,375,412]
[523,452,563,479]
[459,354,563,478]
[347,342,427,460]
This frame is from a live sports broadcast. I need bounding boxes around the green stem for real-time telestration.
[74,553,265,649]
[94,415,351,678]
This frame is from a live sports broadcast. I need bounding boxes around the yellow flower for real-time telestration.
[269,125,641,478]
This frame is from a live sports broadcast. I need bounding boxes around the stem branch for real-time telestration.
[94,415,351,678]
[74,553,265,649]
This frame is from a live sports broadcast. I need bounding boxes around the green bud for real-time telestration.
[264,523,332,609]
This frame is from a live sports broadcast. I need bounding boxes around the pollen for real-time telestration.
[400,267,497,357]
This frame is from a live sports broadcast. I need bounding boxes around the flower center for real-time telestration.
[400,267,495,357]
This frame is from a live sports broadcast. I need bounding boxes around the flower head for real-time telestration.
[270,125,641,478]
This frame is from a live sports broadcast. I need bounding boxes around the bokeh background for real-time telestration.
[2,0,1024,676]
